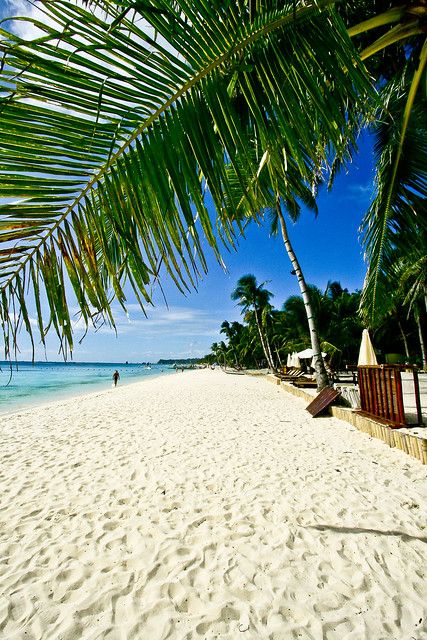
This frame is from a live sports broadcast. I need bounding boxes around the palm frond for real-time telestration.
[0,0,372,358]
[400,253,427,309]
[360,47,427,322]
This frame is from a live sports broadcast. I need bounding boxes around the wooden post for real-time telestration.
[385,368,394,421]
[394,368,405,426]
[412,368,423,426]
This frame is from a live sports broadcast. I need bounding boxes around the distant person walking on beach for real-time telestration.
[112,370,120,387]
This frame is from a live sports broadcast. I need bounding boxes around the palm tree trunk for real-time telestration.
[397,319,410,360]
[254,308,274,370]
[264,321,276,370]
[414,307,427,370]
[276,198,329,390]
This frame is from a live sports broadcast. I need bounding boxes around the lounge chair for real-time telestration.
[276,369,305,381]
[291,376,317,388]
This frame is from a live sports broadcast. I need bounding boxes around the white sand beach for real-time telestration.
[0,369,426,640]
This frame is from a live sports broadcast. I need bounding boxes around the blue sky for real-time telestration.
[1,1,375,363]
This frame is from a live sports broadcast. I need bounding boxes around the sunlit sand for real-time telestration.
[1,369,426,639]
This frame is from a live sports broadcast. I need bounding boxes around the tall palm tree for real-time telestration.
[273,199,329,388]
[220,320,244,369]
[210,340,229,369]
[231,275,275,371]
[260,300,277,370]
[220,136,332,387]
[228,0,426,384]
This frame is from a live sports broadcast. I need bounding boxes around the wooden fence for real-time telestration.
[358,365,422,427]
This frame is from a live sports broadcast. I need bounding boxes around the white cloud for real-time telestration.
[72,304,221,339]
[1,304,222,361]
[3,0,180,126]
[4,0,49,40]
[347,182,374,198]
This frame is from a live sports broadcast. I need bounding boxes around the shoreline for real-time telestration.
[1,369,426,639]
[0,366,175,418]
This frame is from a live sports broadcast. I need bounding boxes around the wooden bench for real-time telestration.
[292,377,317,388]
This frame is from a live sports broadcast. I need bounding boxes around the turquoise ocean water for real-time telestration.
[0,361,175,415]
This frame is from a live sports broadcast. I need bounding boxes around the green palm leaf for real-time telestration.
[360,50,427,322]
[0,0,372,358]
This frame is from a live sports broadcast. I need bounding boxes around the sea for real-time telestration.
[0,361,176,415]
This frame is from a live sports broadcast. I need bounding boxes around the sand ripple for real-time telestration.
[0,370,426,639]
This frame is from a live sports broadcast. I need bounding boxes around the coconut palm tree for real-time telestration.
[220,320,246,369]
[238,320,264,369]
[220,139,332,387]
[274,200,330,387]
[231,275,275,371]
[210,340,229,369]
[223,0,427,385]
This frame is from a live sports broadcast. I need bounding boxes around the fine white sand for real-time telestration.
[0,369,426,640]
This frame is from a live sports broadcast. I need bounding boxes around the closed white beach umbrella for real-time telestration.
[287,353,292,367]
[293,353,301,369]
[358,329,378,365]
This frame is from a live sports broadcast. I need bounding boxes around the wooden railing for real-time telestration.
[358,365,422,427]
